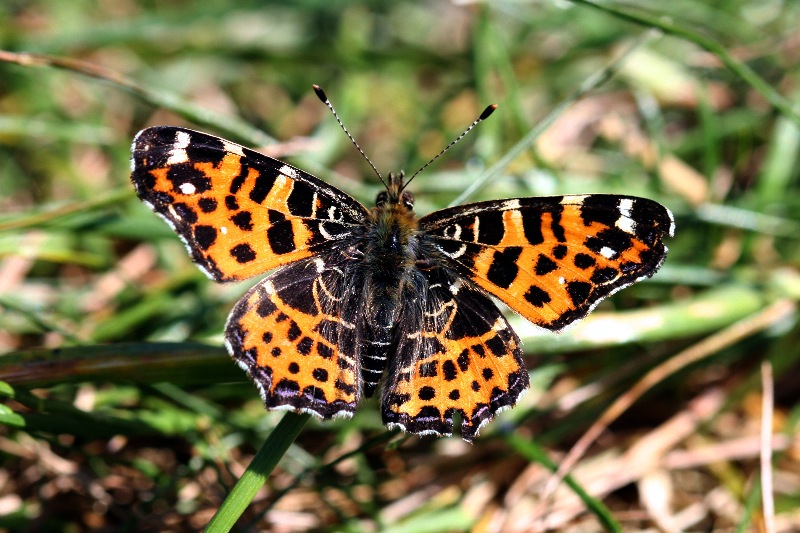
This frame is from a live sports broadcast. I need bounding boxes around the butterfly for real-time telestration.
[131,89,673,442]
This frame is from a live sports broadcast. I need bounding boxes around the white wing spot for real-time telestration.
[449,278,463,295]
[220,226,228,235]
[619,198,634,217]
[616,217,636,234]
[264,280,277,295]
[600,246,616,259]
[501,199,521,210]
[178,182,196,195]
[279,165,298,179]
[222,140,245,157]
[174,130,191,148]
[166,131,191,165]
[562,195,588,205]
[558,276,566,285]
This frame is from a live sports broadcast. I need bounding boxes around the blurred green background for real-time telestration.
[1,1,799,531]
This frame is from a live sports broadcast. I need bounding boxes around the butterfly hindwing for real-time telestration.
[225,247,360,419]
[131,126,369,282]
[382,265,529,442]
[420,194,674,331]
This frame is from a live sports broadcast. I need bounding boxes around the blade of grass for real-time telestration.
[7,388,173,438]
[0,50,275,148]
[694,203,800,237]
[516,283,766,354]
[244,431,397,527]
[205,412,310,533]
[736,478,762,533]
[0,189,131,232]
[0,284,772,388]
[0,343,238,387]
[755,109,800,206]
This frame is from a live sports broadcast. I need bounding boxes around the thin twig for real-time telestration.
[761,360,775,533]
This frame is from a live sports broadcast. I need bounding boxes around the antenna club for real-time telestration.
[312,84,328,103]
[480,104,498,121]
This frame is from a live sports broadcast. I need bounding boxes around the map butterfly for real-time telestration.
[131,87,674,442]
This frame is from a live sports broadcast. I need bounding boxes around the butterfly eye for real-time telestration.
[376,191,389,207]
[401,191,414,210]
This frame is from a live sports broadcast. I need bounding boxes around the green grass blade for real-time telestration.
[205,412,310,532]
[569,0,800,123]
[450,30,658,206]
[507,433,622,532]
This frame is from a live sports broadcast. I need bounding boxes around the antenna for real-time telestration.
[312,85,385,187]
[402,103,497,191]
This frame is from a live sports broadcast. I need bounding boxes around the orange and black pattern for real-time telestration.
[132,126,674,442]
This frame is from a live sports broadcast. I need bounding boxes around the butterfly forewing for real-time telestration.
[420,195,674,331]
[131,126,369,282]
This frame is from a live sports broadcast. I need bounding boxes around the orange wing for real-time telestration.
[131,126,369,282]
[420,194,674,331]
[382,264,528,442]
[225,247,362,418]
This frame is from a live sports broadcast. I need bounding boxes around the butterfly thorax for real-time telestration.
[365,182,418,290]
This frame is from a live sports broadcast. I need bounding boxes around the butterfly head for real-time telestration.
[375,171,415,214]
